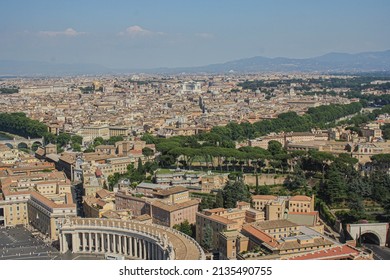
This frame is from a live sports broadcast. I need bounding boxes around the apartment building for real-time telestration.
[115,183,199,227]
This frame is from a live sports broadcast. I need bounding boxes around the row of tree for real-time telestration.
[106,159,159,190]
[0,112,49,139]
[0,87,19,94]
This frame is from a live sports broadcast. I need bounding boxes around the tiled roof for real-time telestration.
[289,195,312,201]
[254,219,298,230]
[252,195,277,200]
[242,224,279,248]
[151,199,199,212]
[287,245,363,260]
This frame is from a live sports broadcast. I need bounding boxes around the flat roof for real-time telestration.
[287,245,362,260]
[137,182,171,190]
[253,219,298,230]
[151,199,199,212]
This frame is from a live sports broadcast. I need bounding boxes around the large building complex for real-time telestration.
[0,169,77,239]
[115,184,199,227]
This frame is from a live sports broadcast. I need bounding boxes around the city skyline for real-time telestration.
[1,0,389,68]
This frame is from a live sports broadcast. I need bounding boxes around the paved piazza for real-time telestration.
[0,226,103,260]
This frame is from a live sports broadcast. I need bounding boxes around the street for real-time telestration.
[363,243,390,260]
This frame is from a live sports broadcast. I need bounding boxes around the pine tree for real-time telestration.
[214,191,224,208]
[202,225,213,251]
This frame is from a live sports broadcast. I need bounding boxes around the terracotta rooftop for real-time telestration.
[237,201,250,206]
[151,199,199,212]
[242,224,279,248]
[253,219,298,230]
[252,195,278,200]
[96,189,111,199]
[278,236,333,251]
[289,195,312,202]
[30,191,76,209]
[204,208,226,213]
[59,154,76,164]
[197,212,237,225]
[155,186,188,196]
[287,245,363,260]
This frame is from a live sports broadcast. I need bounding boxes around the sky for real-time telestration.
[0,0,389,69]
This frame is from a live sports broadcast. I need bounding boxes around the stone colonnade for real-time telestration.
[60,231,167,259]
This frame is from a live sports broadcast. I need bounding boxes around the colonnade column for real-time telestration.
[59,234,64,253]
[152,243,156,260]
[83,232,87,251]
[113,234,117,253]
[95,233,99,252]
[100,233,104,253]
[129,236,133,257]
[89,232,93,252]
[119,235,122,254]
[148,242,153,260]
[72,233,79,253]
[124,236,128,256]
[107,234,111,252]
[134,238,138,258]
[143,241,147,259]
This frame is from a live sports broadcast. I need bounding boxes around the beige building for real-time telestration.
[83,189,115,218]
[352,143,385,163]
[360,122,382,141]
[218,230,249,260]
[115,190,150,216]
[0,188,76,240]
[196,203,264,251]
[252,195,287,220]
[200,173,229,193]
[252,195,314,220]
[240,220,334,258]
[0,190,30,227]
[28,192,76,240]
[78,124,110,141]
[196,211,240,250]
[288,195,314,213]
[115,184,199,227]
[109,126,130,137]
[96,157,136,178]
[0,170,76,239]
[95,145,117,155]
[150,199,199,227]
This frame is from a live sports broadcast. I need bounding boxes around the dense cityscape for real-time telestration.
[1,1,390,271]
[1,73,390,260]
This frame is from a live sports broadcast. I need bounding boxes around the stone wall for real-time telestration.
[243,174,287,186]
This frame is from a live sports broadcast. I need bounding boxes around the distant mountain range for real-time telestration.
[1,50,390,76]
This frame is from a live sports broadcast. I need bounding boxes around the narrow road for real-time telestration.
[363,243,390,260]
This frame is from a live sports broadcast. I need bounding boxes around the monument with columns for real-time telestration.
[57,218,205,260]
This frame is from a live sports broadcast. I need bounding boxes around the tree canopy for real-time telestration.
[222,180,251,208]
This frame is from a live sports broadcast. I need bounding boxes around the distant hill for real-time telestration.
[159,50,390,74]
[1,50,390,76]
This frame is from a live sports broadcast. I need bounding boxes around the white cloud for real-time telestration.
[195,32,214,39]
[119,25,164,37]
[39,28,85,37]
